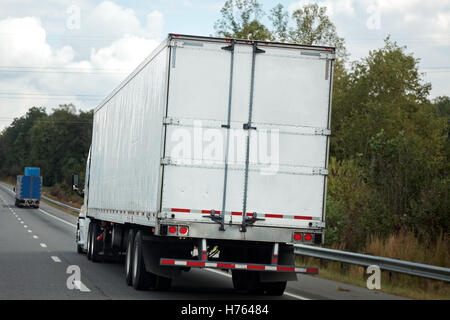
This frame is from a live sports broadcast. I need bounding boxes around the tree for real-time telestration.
[214,0,272,40]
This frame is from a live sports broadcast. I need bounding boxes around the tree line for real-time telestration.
[0,105,93,190]
[0,0,448,250]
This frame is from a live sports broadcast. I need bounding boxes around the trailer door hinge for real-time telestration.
[320,53,336,61]
[169,40,184,48]
[310,221,325,229]
[161,158,171,166]
[312,168,329,176]
[314,128,331,136]
[163,117,180,126]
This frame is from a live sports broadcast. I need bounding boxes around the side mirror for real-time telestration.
[72,174,79,191]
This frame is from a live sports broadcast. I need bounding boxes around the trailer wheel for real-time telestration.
[149,275,172,291]
[90,222,102,262]
[132,231,155,290]
[261,281,287,296]
[86,223,92,260]
[125,229,135,286]
[231,270,261,293]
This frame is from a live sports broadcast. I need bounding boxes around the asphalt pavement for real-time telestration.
[0,183,405,300]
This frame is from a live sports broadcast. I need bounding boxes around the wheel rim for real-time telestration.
[126,241,132,275]
[133,240,139,280]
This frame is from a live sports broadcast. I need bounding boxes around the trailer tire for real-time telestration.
[86,223,92,260]
[149,275,172,291]
[90,222,102,263]
[261,281,287,296]
[132,231,155,290]
[232,270,261,293]
[125,229,135,286]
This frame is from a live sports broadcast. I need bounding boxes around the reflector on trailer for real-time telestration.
[160,258,319,274]
[169,226,177,234]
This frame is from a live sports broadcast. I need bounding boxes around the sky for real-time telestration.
[0,0,449,131]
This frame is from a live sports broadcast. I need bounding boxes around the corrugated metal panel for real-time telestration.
[88,44,169,224]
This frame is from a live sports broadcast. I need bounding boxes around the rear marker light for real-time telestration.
[169,226,177,234]
[294,233,302,241]
[305,234,312,241]
[179,226,188,235]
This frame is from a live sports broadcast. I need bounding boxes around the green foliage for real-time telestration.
[214,0,273,40]
[214,1,345,58]
[214,1,448,249]
[0,104,93,189]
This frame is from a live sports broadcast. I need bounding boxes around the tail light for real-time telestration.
[169,226,177,234]
[179,226,188,235]
[293,232,315,242]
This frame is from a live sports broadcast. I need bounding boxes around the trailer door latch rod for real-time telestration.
[202,209,225,231]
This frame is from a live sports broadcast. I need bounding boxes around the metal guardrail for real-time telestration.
[41,195,80,213]
[294,244,450,282]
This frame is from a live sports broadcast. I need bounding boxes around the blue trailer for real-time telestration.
[15,168,42,208]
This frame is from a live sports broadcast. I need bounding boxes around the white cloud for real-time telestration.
[89,35,159,72]
[288,0,355,17]
[0,1,165,131]
[83,1,164,40]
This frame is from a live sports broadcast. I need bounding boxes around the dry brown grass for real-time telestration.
[296,231,450,300]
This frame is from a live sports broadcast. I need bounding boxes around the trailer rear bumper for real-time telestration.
[159,220,324,244]
[160,258,318,274]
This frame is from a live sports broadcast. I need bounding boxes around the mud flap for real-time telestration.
[141,239,182,279]
[259,244,298,283]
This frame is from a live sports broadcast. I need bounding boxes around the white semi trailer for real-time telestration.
[73,34,335,295]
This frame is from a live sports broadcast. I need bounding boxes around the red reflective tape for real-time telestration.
[96,233,104,241]
[201,210,220,214]
[246,213,254,217]
[161,259,175,265]
[172,208,190,213]
[272,257,278,264]
[265,214,283,218]
[294,216,313,220]
[306,268,318,273]
[202,253,207,260]
[231,212,242,216]
[187,261,206,267]
[277,266,295,272]
[217,263,235,269]
[247,265,265,270]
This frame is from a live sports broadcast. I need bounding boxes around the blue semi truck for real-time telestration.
[15,167,42,208]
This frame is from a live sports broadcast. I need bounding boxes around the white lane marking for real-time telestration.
[51,256,61,263]
[20,221,24,224]
[24,225,27,228]
[28,230,32,233]
[204,269,311,300]
[38,209,76,228]
[40,243,47,248]
[33,235,38,239]
[284,291,311,300]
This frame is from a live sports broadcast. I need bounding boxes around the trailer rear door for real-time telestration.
[162,37,333,229]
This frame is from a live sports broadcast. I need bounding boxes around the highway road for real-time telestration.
[0,183,405,300]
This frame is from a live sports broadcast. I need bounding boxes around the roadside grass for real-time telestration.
[296,231,450,300]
